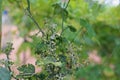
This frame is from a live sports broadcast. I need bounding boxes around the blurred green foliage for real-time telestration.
[1,0,120,80]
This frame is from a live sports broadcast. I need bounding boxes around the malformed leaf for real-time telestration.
[36,57,62,67]
[17,64,35,77]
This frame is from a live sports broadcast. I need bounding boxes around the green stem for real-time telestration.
[60,13,64,36]
[65,0,70,9]
[26,0,44,36]
[6,53,19,80]
[60,0,70,36]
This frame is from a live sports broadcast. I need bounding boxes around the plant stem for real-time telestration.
[27,12,44,36]
[60,13,64,36]
[60,0,70,36]
[65,0,70,9]
[6,54,19,80]
[26,0,44,36]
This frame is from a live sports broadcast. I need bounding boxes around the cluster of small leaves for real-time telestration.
[0,42,14,80]
[1,42,14,68]
[33,1,90,80]
[2,42,14,55]
[1,43,40,80]
[34,18,81,80]
[0,0,90,80]
[9,1,80,79]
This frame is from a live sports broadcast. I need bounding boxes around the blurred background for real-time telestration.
[0,0,120,80]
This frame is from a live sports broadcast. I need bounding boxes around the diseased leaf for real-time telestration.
[36,57,62,67]
[17,64,35,78]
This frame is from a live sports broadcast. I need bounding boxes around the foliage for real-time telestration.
[1,0,120,80]
[17,64,35,79]
[0,42,14,80]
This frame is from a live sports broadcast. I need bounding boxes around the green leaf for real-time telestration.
[36,57,54,66]
[52,3,68,20]
[35,42,47,54]
[0,67,11,80]
[80,19,95,38]
[36,73,46,80]
[52,3,62,15]
[52,62,62,67]
[36,57,62,67]
[2,42,14,55]
[103,67,115,77]
[68,25,77,32]
[75,65,102,80]
[17,64,35,76]
[62,9,68,20]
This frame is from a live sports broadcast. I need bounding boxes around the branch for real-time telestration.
[26,0,44,36]
[6,54,19,80]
